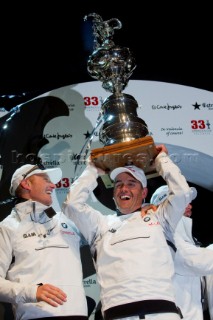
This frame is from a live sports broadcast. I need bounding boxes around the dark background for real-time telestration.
[1,2,213,108]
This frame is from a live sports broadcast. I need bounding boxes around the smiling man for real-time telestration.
[0,163,89,320]
[64,144,197,320]
[111,165,148,215]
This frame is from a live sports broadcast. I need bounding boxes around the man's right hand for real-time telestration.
[155,144,168,155]
[87,156,106,176]
[36,283,67,307]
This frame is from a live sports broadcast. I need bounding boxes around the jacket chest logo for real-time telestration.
[23,232,36,238]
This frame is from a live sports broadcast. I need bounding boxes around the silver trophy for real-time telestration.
[84,13,157,174]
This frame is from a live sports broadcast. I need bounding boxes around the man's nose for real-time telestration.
[120,183,129,190]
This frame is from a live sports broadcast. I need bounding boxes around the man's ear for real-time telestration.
[20,179,31,191]
[142,187,148,198]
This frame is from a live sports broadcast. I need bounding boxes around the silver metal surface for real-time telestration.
[85,13,149,146]
[99,93,148,145]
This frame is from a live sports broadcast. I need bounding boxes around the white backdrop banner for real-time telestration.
[36,80,213,198]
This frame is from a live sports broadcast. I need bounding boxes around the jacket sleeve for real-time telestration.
[155,152,194,232]
[63,164,107,250]
[174,236,213,276]
[205,245,213,320]
[0,225,37,304]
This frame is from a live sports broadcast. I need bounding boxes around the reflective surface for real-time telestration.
[99,93,148,145]
[85,13,149,146]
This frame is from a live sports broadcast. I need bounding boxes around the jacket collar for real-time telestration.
[15,199,50,222]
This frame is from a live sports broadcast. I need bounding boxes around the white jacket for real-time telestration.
[172,216,213,320]
[64,152,194,315]
[0,200,88,320]
[204,244,213,320]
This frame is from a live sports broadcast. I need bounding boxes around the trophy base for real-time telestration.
[91,136,159,178]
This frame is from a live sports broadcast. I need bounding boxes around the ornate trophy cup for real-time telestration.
[84,13,157,176]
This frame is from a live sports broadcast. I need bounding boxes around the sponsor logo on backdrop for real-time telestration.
[44,133,72,140]
[83,277,97,288]
[38,152,87,170]
[160,127,183,137]
[67,103,75,112]
[84,96,102,111]
[192,102,213,111]
[202,103,213,110]
[84,131,91,139]
[84,131,98,138]
[55,177,71,189]
[191,119,212,135]
[152,104,182,110]
[192,102,201,110]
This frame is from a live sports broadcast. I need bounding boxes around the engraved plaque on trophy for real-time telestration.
[84,13,157,176]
